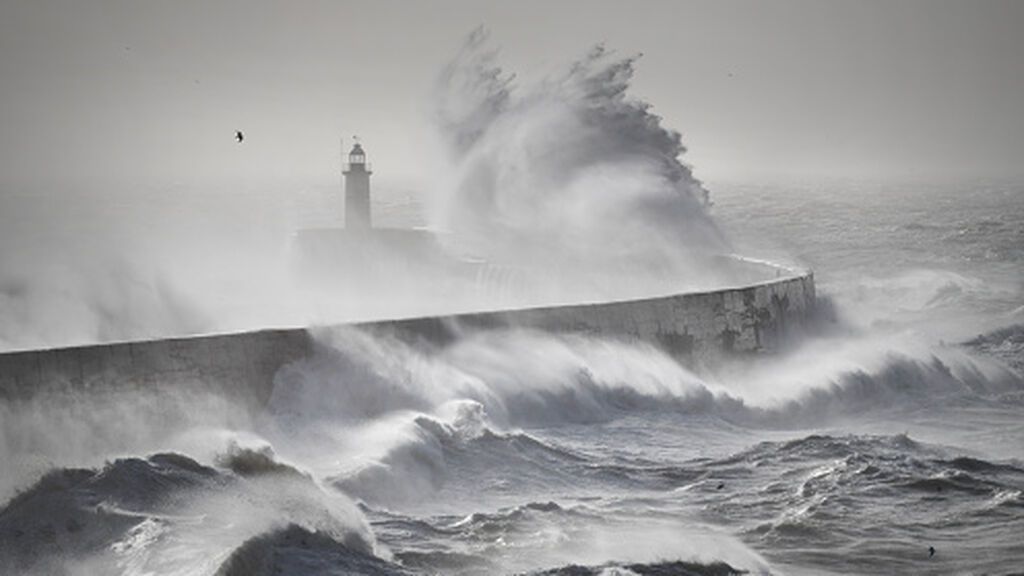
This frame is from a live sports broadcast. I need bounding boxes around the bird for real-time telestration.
[235,130,244,143]
[928,546,935,558]
[716,482,725,490]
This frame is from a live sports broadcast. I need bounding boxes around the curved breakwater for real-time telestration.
[0,262,816,406]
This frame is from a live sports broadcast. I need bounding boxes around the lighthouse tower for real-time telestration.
[343,142,372,229]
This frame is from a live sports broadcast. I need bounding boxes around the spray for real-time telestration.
[432,29,729,288]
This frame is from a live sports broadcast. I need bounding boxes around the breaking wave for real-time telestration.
[272,323,1023,432]
[215,524,407,576]
[0,450,375,576]
[431,29,728,287]
[248,320,1024,517]
[3,320,1022,574]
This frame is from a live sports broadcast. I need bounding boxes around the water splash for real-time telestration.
[432,29,728,276]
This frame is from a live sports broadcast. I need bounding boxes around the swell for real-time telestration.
[0,453,221,574]
[353,431,1022,575]
[274,322,1024,516]
[527,560,745,576]
[215,524,407,576]
[326,403,592,507]
[711,434,1024,574]
[0,449,375,576]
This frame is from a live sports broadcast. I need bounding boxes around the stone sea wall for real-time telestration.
[0,328,311,407]
[379,270,816,362]
[0,268,815,405]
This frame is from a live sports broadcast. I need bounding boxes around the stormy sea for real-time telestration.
[2,178,1022,576]
[2,38,1023,576]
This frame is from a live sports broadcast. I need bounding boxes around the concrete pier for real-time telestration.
[0,264,816,406]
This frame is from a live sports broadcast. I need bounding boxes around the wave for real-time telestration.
[392,549,498,574]
[257,323,1024,513]
[718,434,1024,574]
[430,29,729,293]
[371,495,772,576]
[720,346,1022,428]
[326,356,1020,507]
[0,453,220,574]
[527,560,747,576]
[326,401,592,508]
[347,431,1021,575]
[0,450,376,576]
[828,268,1003,329]
[215,442,311,481]
[0,385,255,504]
[964,322,1024,374]
[443,500,580,534]
[4,300,1018,573]
[215,524,407,576]
[273,324,1023,433]
[270,326,711,431]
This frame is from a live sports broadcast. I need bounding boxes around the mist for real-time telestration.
[0,30,756,352]
[0,189,304,351]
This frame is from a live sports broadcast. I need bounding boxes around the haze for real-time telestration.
[1,0,1023,195]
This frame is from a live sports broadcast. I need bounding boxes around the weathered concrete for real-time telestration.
[0,329,311,407]
[378,269,816,363]
[0,265,815,405]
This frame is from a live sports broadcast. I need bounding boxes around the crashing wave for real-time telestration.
[0,451,376,576]
[526,560,747,576]
[431,28,727,277]
[215,524,407,576]
[273,324,1024,433]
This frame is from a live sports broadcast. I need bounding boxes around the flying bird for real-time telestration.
[928,546,935,558]
[235,130,244,143]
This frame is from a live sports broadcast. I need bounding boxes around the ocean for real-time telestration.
[1,178,1022,576]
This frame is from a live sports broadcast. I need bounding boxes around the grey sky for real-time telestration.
[1,0,1022,193]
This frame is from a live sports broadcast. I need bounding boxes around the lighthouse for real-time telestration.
[343,142,372,229]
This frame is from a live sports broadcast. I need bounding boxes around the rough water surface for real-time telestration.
[2,180,1023,575]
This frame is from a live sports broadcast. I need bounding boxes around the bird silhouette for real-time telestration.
[235,130,244,143]
[928,546,935,558]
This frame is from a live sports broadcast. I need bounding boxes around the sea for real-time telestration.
[1,178,1023,575]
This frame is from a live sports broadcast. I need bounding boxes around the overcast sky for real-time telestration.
[1,0,1022,193]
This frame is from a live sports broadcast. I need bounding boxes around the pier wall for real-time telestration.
[0,269,815,405]
[383,271,816,360]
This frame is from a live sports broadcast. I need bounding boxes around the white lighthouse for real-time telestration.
[292,138,453,292]
[343,142,372,229]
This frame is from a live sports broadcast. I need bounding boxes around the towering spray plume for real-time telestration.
[432,29,728,276]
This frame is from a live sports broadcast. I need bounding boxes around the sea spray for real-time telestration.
[3,321,1022,573]
[248,321,1024,521]
[0,387,253,503]
[271,325,1020,434]
[432,29,728,280]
